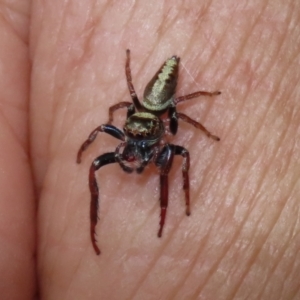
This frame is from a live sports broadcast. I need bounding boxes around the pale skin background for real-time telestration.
[0,0,300,299]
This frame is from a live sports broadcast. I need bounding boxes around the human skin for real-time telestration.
[1,0,300,299]
[0,0,36,299]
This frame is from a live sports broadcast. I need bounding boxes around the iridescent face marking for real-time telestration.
[123,112,164,141]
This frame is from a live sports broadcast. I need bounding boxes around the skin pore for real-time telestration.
[1,0,300,299]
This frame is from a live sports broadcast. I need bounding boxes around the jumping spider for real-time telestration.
[77,50,221,255]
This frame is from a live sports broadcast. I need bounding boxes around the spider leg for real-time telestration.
[77,124,125,163]
[155,144,174,237]
[89,152,117,255]
[168,106,178,135]
[125,49,143,111]
[169,90,220,135]
[108,102,135,124]
[173,145,190,215]
[174,90,221,105]
[176,112,220,141]
[158,174,168,237]
[156,144,191,237]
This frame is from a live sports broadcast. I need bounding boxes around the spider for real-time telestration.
[77,50,221,255]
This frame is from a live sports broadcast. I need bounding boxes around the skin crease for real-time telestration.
[0,0,36,299]
[23,0,300,299]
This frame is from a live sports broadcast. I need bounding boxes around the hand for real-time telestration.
[2,0,300,299]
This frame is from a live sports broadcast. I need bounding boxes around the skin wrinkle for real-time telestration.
[278,35,299,78]
[202,14,272,172]
[0,2,35,297]
[288,54,300,96]
[46,0,75,161]
[219,1,271,84]
[289,192,300,241]
[39,162,62,278]
[192,170,257,298]
[0,2,28,43]
[253,35,281,91]
[264,72,296,151]
[65,249,87,299]
[283,241,300,299]
[129,226,182,300]
[219,17,294,211]
[275,80,300,166]
[0,103,28,152]
[231,195,288,298]
[0,9,22,42]
[278,52,300,99]
[61,169,76,246]
[190,15,296,297]
[270,248,300,299]
[249,34,280,87]
[248,89,287,187]
[277,0,294,50]
[48,7,104,166]
[128,204,182,299]
[33,54,60,181]
[153,1,167,37]
[0,21,29,148]
[104,179,157,263]
[188,3,235,78]
[228,121,300,299]
[54,7,102,139]
[170,223,217,299]
[257,198,299,298]
[161,6,180,34]
[100,171,157,259]
[219,136,288,298]
[270,22,296,87]
[175,0,222,61]
[126,190,158,246]
[160,3,211,55]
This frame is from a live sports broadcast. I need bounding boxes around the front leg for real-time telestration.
[155,144,191,237]
[177,112,220,141]
[89,152,117,255]
[77,124,125,163]
[173,145,190,216]
[174,90,221,105]
[108,102,135,124]
[125,49,143,111]
[155,144,174,237]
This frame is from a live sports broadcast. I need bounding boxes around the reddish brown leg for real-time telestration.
[89,152,117,255]
[108,102,134,124]
[156,145,174,237]
[125,49,143,111]
[156,144,191,236]
[169,90,220,135]
[77,124,125,163]
[158,174,168,237]
[177,112,220,141]
[174,145,191,215]
[174,90,221,105]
